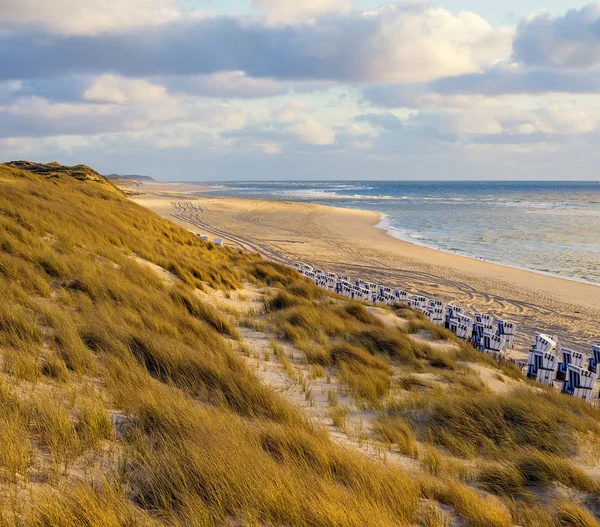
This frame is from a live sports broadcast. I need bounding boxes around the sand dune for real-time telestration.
[131,182,600,356]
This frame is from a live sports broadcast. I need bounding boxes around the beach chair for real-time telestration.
[445,304,463,328]
[428,299,445,310]
[430,307,445,326]
[472,323,494,351]
[408,299,426,313]
[213,238,224,247]
[562,365,597,403]
[531,334,557,353]
[457,314,473,327]
[394,290,410,302]
[497,320,517,349]
[527,350,558,386]
[449,315,472,340]
[456,323,471,340]
[383,292,395,304]
[339,275,349,283]
[475,313,494,326]
[588,344,600,373]
[484,333,505,358]
[557,348,586,381]
[472,323,486,351]
[413,296,428,311]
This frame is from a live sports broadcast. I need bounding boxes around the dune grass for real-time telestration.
[0,164,427,526]
[0,163,598,526]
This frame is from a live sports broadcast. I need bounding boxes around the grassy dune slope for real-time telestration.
[0,162,598,526]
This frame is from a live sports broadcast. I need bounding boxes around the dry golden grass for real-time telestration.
[0,162,598,526]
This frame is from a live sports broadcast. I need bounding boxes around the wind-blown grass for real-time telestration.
[0,163,598,526]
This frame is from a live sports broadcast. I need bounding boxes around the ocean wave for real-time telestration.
[275,189,398,201]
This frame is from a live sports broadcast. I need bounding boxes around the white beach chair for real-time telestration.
[445,305,463,328]
[532,334,557,354]
[213,238,223,247]
[456,323,471,340]
[428,299,445,310]
[557,347,586,380]
[457,314,473,328]
[483,333,505,359]
[497,320,517,349]
[588,344,600,373]
[475,313,494,326]
[394,290,410,302]
[526,350,558,386]
[472,323,493,351]
[562,365,597,403]
[430,307,445,326]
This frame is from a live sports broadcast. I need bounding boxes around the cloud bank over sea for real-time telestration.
[1,0,600,180]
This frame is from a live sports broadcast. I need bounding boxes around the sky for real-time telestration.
[1,0,599,180]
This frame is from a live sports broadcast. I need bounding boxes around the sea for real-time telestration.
[195,181,600,286]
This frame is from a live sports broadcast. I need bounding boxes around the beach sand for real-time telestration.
[130,181,600,356]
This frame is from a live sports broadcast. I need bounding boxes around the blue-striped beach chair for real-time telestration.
[562,364,597,403]
[526,350,558,386]
[589,344,600,373]
[557,348,586,381]
[497,320,517,349]
[394,290,410,302]
[445,305,463,328]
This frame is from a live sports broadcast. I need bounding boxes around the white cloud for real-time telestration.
[273,101,309,123]
[253,0,351,24]
[534,106,597,134]
[364,5,514,83]
[83,75,170,105]
[0,0,181,35]
[258,142,282,154]
[200,106,249,131]
[155,135,193,149]
[5,96,115,119]
[290,118,336,145]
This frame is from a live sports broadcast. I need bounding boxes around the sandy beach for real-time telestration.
[130,181,600,356]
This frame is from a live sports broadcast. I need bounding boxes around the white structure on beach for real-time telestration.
[291,259,599,404]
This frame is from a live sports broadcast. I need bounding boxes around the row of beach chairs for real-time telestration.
[526,335,600,402]
[196,233,223,246]
[292,261,599,404]
[292,262,517,358]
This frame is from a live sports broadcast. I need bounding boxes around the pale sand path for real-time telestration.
[130,183,600,355]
